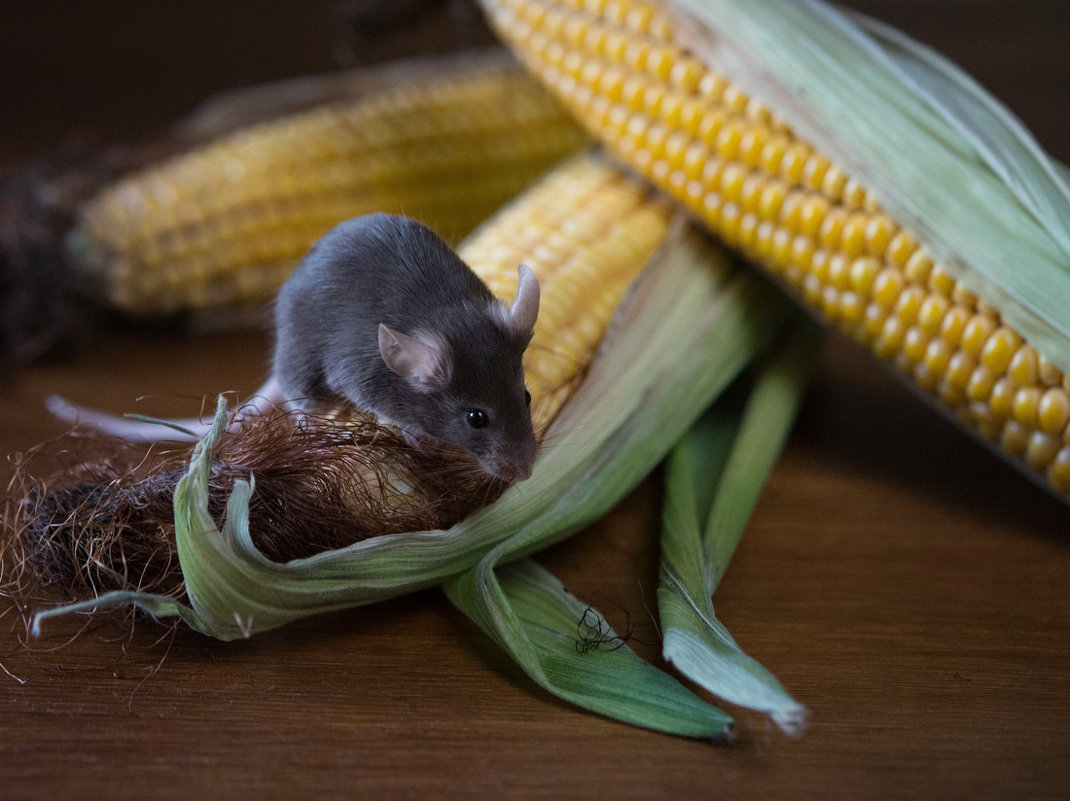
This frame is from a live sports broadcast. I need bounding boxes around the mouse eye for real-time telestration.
[524,389,531,406]
[466,409,488,429]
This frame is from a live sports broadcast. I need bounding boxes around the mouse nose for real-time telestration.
[484,447,536,482]
[506,459,533,482]
[488,459,532,482]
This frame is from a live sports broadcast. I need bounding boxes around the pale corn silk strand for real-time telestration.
[477,0,1070,498]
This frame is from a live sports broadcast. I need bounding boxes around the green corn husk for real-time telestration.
[445,558,736,740]
[668,0,1070,375]
[441,312,822,736]
[658,315,823,736]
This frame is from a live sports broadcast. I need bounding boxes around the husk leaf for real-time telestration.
[445,558,735,740]
[658,314,823,737]
[666,0,1070,374]
[441,228,794,736]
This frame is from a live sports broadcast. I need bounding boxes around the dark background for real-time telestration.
[0,0,1066,164]
[1,2,1068,800]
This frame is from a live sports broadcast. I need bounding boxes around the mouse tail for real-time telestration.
[45,380,285,443]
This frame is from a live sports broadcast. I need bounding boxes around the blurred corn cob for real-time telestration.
[68,51,587,316]
[478,0,1070,497]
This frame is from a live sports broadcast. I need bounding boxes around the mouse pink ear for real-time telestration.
[508,263,540,337]
[378,324,451,388]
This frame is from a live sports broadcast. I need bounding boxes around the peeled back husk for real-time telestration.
[32,218,793,642]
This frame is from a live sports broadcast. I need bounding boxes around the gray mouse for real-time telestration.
[47,213,541,482]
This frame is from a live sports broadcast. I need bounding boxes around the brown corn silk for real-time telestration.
[476,0,1070,497]
[7,155,672,605]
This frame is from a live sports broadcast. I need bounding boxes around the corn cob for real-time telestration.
[461,154,673,431]
[68,55,587,315]
[479,0,1070,496]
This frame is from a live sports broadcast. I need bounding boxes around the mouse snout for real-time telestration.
[487,458,533,482]
[482,438,537,482]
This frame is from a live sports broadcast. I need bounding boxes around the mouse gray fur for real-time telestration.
[274,213,539,481]
[46,213,541,482]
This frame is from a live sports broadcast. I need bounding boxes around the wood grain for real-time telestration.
[1,2,1068,799]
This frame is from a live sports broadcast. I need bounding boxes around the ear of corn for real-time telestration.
[34,153,799,736]
[476,0,1070,500]
[39,152,783,632]
[67,50,587,316]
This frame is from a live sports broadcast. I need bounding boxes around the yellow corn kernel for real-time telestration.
[820,164,848,202]
[981,327,1023,374]
[818,206,847,250]
[1037,388,1070,435]
[872,268,905,308]
[808,249,830,284]
[939,306,971,348]
[1012,386,1042,428]
[885,230,917,267]
[849,257,880,295]
[902,326,930,365]
[1008,345,1039,386]
[840,213,868,258]
[1027,432,1062,473]
[987,377,1016,418]
[923,339,953,380]
[826,254,851,291]
[928,265,958,297]
[798,196,831,238]
[1049,447,1070,491]
[893,286,926,326]
[1039,354,1064,388]
[874,316,905,360]
[839,291,865,325]
[863,302,888,339]
[916,295,950,335]
[961,315,998,356]
[864,215,895,257]
[945,351,976,391]
[903,250,934,285]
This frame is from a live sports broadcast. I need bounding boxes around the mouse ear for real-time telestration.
[378,323,451,388]
[508,263,540,337]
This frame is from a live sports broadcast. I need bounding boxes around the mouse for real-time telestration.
[46,213,541,482]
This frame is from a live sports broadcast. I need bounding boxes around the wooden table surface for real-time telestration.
[1,2,1067,799]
